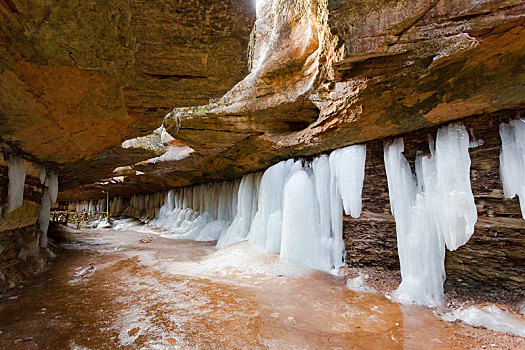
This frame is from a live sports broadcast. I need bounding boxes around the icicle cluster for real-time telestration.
[65,144,367,273]
[245,144,366,271]
[499,118,525,219]
[68,199,107,214]
[384,123,477,307]
[6,156,26,214]
[150,181,240,241]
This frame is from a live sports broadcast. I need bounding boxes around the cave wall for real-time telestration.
[344,109,525,296]
[0,152,50,291]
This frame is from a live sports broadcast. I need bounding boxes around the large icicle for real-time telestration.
[384,138,445,307]
[499,118,525,219]
[281,170,326,270]
[431,123,477,251]
[6,156,26,214]
[385,122,477,307]
[329,145,366,218]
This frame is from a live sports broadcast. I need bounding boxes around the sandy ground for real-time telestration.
[0,222,523,349]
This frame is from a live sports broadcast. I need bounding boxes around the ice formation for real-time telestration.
[38,168,59,247]
[442,305,525,337]
[6,156,26,214]
[66,144,367,273]
[499,118,525,219]
[384,123,477,307]
[216,172,262,248]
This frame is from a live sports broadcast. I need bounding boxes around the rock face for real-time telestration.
[0,0,255,191]
[56,0,525,198]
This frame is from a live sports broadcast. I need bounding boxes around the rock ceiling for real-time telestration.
[0,0,524,201]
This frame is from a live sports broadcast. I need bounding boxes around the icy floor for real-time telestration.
[0,224,523,349]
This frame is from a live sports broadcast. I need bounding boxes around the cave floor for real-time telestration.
[0,222,523,349]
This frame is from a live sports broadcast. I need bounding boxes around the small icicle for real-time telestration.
[499,118,525,219]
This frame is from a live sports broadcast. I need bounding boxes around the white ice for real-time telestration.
[384,138,445,307]
[442,305,525,337]
[6,156,26,214]
[384,123,477,307]
[499,118,525,219]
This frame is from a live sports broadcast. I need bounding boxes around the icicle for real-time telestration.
[499,118,525,219]
[216,173,261,248]
[44,169,59,204]
[6,156,26,214]
[38,188,51,247]
[431,123,477,251]
[329,144,366,218]
[384,122,477,307]
[281,170,328,271]
[384,138,445,307]
[247,161,290,251]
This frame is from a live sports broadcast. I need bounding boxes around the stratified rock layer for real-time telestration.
[0,0,255,191]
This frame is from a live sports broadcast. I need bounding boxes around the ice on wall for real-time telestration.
[38,168,59,246]
[329,145,366,218]
[6,156,26,214]
[384,123,477,307]
[45,170,59,204]
[499,118,525,219]
[216,172,262,248]
[246,159,296,253]
[431,123,477,251]
[281,170,327,270]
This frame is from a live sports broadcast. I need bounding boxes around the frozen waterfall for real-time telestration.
[384,123,477,307]
[499,118,525,219]
[69,144,367,273]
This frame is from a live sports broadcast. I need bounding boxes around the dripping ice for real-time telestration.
[499,118,525,218]
[384,123,477,307]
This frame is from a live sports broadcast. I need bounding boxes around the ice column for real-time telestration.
[281,170,325,270]
[216,172,262,248]
[385,123,477,307]
[6,156,26,214]
[247,159,297,253]
[499,118,525,219]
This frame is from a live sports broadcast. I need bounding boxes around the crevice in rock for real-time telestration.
[143,72,208,81]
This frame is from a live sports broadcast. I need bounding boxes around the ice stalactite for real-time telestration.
[38,188,51,246]
[246,159,299,253]
[384,123,477,307]
[149,181,240,241]
[38,168,59,248]
[216,172,263,248]
[499,118,525,219]
[6,156,26,214]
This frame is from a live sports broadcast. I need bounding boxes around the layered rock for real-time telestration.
[60,0,525,199]
[0,0,255,191]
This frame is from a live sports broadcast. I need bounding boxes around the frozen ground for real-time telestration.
[0,222,523,349]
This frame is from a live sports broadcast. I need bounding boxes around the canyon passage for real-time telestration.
[1,0,525,349]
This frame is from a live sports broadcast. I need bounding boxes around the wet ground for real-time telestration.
[0,222,523,349]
